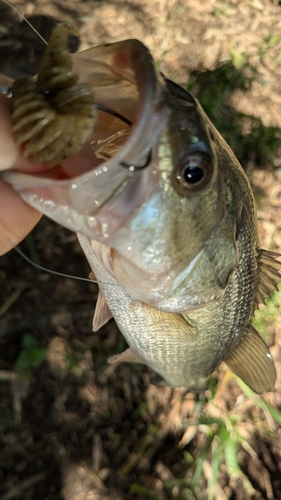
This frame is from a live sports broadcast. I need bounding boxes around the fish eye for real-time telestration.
[174,154,213,193]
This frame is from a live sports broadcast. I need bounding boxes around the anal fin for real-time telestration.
[92,290,113,332]
[225,326,276,394]
[108,347,145,365]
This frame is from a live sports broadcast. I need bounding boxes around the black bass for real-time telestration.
[1,28,280,392]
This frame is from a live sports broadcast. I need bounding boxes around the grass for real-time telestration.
[14,333,47,379]
[186,54,281,170]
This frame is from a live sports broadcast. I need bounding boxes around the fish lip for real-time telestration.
[2,40,167,220]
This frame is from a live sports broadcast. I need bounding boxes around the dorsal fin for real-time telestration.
[225,326,276,393]
[256,249,281,307]
[92,290,113,332]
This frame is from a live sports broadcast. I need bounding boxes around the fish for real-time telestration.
[1,24,280,393]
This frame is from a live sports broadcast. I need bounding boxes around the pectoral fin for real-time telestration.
[108,347,145,365]
[225,326,276,394]
[92,291,113,332]
[256,249,281,307]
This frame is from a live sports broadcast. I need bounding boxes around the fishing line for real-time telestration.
[1,0,48,45]
[13,245,97,283]
[93,103,152,171]
[0,221,122,287]
[0,222,95,283]
[94,103,132,127]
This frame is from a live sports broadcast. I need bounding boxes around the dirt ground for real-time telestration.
[0,0,281,499]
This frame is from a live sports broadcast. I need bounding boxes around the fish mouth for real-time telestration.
[2,39,167,238]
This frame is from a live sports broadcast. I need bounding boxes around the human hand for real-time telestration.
[0,94,42,255]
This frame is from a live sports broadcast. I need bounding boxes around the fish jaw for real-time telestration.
[2,39,167,236]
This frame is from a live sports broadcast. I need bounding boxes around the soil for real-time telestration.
[0,1,281,499]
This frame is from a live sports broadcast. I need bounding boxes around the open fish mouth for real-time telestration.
[1,32,239,315]
[2,39,167,238]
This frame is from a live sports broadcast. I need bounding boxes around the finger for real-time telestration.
[0,94,20,171]
[0,178,42,255]
[0,93,49,173]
